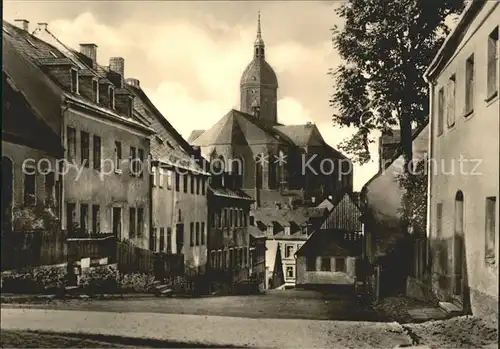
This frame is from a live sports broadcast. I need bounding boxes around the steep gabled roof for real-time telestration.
[273,124,324,146]
[191,109,284,146]
[295,229,354,257]
[320,193,363,232]
[2,20,153,134]
[188,129,205,143]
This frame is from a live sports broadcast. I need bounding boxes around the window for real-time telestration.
[285,245,294,258]
[152,167,157,186]
[189,222,194,246]
[166,170,172,190]
[436,203,443,239]
[137,148,144,178]
[201,222,205,245]
[249,215,254,226]
[447,75,456,127]
[67,127,76,161]
[485,197,496,263]
[80,204,89,233]
[195,222,200,245]
[320,257,331,271]
[44,172,55,207]
[175,172,180,192]
[335,258,346,272]
[92,205,100,234]
[66,202,76,232]
[229,209,233,227]
[70,68,78,93]
[150,228,157,252]
[159,227,165,252]
[244,212,248,226]
[201,178,206,195]
[108,86,115,109]
[190,175,195,194]
[196,177,200,195]
[306,257,316,271]
[465,55,474,115]
[129,207,136,238]
[81,131,90,167]
[217,210,222,227]
[437,87,444,135]
[166,227,172,253]
[92,79,99,103]
[24,172,36,206]
[112,207,122,238]
[286,266,294,279]
[284,226,291,236]
[159,168,164,188]
[128,96,134,117]
[487,27,499,98]
[183,174,188,192]
[114,141,122,172]
[137,207,144,236]
[130,147,137,177]
[93,135,101,171]
[224,209,228,227]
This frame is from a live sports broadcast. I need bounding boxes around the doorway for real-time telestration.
[2,157,13,233]
[112,207,122,238]
[453,190,465,304]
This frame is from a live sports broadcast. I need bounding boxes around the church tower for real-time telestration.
[240,12,279,125]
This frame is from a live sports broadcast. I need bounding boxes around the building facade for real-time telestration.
[207,171,254,289]
[424,0,499,324]
[125,79,210,273]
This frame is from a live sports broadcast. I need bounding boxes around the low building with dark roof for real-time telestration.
[295,193,363,289]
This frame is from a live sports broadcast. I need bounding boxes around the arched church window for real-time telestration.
[255,155,263,189]
[211,155,225,187]
[231,157,244,189]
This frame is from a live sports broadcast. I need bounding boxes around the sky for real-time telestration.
[3,0,381,191]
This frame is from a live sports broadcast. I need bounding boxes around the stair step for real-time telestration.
[439,301,463,314]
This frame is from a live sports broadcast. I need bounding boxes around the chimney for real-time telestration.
[109,57,124,87]
[126,78,140,88]
[37,22,48,31]
[14,19,29,31]
[79,44,97,68]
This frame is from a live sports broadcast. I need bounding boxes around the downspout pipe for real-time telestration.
[425,77,436,271]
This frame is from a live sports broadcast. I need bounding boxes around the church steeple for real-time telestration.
[254,11,265,59]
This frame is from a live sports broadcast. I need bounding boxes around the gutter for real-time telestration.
[64,96,156,135]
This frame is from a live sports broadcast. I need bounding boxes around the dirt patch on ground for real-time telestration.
[371,295,438,323]
[404,316,498,348]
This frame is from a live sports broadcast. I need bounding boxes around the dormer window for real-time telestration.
[284,226,291,236]
[70,68,79,94]
[108,86,115,109]
[92,79,99,103]
[128,96,134,117]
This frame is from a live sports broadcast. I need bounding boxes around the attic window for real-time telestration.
[284,226,291,235]
[92,79,99,103]
[70,68,79,94]
[49,51,57,58]
[156,136,164,144]
[166,141,174,149]
[26,39,36,48]
[128,96,134,117]
[108,86,115,109]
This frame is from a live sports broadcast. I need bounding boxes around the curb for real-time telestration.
[1,293,156,303]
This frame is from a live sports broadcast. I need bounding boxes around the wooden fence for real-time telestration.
[1,229,67,271]
[2,230,184,278]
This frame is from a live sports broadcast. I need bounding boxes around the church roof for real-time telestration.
[188,129,205,143]
[273,124,325,146]
[240,58,278,88]
[190,109,282,146]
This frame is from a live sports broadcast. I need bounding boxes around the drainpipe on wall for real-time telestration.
[426,80,436,271]
[60,100,70,232]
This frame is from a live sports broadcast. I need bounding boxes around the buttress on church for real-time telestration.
[188,13,354,288]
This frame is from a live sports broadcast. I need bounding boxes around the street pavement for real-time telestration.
[1,307,413,348]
